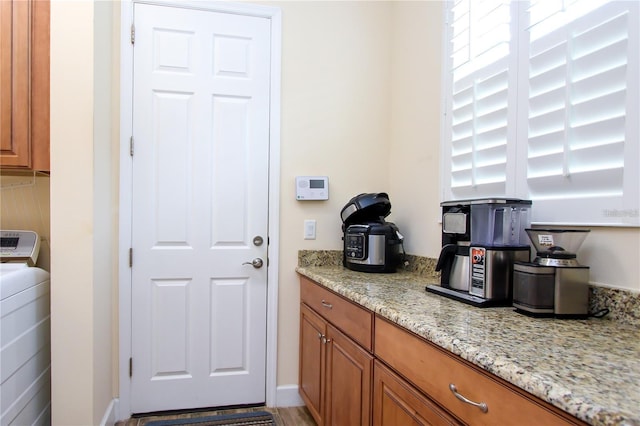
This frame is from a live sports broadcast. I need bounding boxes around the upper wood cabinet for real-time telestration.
[0,0,50,171]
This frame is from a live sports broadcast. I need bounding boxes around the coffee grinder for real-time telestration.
[513,229,590,318]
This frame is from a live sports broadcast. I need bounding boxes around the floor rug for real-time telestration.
[144,411,276,426]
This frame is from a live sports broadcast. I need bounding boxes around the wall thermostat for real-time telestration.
[296,176,329,200]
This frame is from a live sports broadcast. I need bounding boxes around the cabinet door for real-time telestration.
[299,303,326,425]
[373,361,460,426]
[325,324,373,426]
[0,0,49,171]
[1,1,13,148]
[0,0,30,166]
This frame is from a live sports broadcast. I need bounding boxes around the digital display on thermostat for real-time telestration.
[310,179,324,189]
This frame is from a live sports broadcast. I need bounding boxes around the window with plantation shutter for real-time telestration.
[442,0,639,226]
[444,0,515,200]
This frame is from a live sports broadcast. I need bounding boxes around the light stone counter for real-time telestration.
[295,264,640,426]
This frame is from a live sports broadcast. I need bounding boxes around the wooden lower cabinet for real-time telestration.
[299,302,373,426]
[299,276,584,426]
[373,361,460,426]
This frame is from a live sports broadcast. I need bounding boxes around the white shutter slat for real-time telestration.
[476,124,508,151]
[529,86,565,117]
[572,87,626,125]
[451,182,507,199]
[528,129,564,158]
[572,67,626,106]
[475,144,507,168]
[571,116,625,146]
[529,41,567,80]
[476,107,509,137]
[528,152,563,178]
[573,39,627,82]
[528,167,624,199]
[570,141,625,173]
[528,109,564,138]
[451,168,472,189]
[475,163,507,184]
[451,123,472,140]
[451,151,472,172]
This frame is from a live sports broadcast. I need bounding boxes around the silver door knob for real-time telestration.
[242,258,264,268]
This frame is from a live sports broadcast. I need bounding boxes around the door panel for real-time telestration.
[209,277,248,373]
[131,3,271,413]
[150,279,190,378]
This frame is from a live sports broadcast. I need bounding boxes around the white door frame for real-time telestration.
[117,0,281,419]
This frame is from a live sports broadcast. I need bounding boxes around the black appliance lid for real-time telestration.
[440,198,532,207]
[340,193,391,224]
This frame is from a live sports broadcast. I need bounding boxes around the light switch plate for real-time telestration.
[304,220,316,240]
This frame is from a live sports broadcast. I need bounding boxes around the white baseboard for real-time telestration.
[100,398,119,426]
[274,385,304,407]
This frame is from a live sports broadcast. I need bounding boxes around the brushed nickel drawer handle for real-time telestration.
[321,300,333,309]
[449,383,488,413]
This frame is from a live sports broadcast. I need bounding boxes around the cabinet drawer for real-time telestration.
[375,316,583,426]
[300,276,373,350]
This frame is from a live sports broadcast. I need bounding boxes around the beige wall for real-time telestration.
[4,0,633,423]
[50,1,95,423]
[388,1,443,261]
[274,0,394,386]
[49,1,115,424]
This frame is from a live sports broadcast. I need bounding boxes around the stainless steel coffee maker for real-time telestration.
[427,199,531,307]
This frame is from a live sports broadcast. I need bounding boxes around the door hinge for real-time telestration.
[130,24,135,44]
[129,357,133,377]
[129,248,133,267]
[129,136,134,156]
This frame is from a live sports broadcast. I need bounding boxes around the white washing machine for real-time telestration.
[1,230,51,426]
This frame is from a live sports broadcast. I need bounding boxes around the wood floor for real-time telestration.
[116,405,316,426]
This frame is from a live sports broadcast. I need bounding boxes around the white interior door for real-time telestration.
[130,3,271,414]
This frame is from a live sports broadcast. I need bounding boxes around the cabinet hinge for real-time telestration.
[129,248,133,268]
[130,136,134,156]
[129,357,133,377]
[130,24,135,45]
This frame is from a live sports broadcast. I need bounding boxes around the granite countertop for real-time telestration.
[295,264,640,426]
